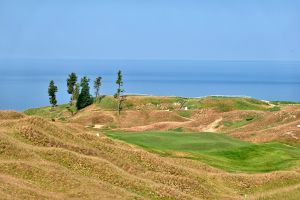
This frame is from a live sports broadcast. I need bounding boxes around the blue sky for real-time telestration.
[0,0,299,60]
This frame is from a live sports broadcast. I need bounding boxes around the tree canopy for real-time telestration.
[76,76,93,110]
[67,72,78,103]
[48,80,58,107]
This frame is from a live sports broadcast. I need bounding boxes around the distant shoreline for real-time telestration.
[126,93,252,99]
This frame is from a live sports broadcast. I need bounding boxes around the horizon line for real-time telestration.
[1,57,300,62]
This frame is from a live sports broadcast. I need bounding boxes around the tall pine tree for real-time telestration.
[76,76,93,110]
[48,80,58,107]
[114,70,125,115]
[67,72,77,104]
[94,76,102,101]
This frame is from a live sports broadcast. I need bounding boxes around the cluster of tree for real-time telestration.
[48,70,124,114]
[66,73,95,110]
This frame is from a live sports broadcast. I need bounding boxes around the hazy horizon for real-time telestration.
[0,59,299,110]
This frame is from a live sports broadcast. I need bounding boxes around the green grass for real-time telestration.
[177,110,192,118]
[24,104,75,120]
[168,127,184,132]
[95,96,118,109]
[96,96,271,112]
[223,114,257,129]
[106,131,300,173]
[267,106,281,112]
[223,120,250,128]
[186,96,269,112]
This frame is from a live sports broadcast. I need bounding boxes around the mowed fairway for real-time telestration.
[106,131,300,173]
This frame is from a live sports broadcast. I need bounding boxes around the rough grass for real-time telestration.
[24,96,272,120]
[94,95,271,112]
[223,114,257,129]
[95,96,118,110]
[186,96,270,112]
[106,131,300,173]
[24,104,74,120]
[223,120,250,128]
[267,106,281,112]
[2,110,300,199]
[177,110,192,118]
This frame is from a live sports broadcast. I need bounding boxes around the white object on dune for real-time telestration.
[94,124,104,129]
[297,125,300,128]
[96,133,100,137]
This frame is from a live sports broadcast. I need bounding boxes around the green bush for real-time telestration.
[178,110,192,118]
[267,106,281,112]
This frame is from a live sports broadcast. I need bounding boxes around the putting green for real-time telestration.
[106,131,300,172]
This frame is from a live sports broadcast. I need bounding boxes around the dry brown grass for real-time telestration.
[23,96,300,145]
[1,110,300,199]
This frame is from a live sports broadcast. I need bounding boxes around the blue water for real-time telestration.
[0,59,299,111]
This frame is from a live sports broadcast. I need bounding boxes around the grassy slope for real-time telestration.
[22,96,276,130]
[24,96,276,117]
[23,96,300,146]
[186,96,270,111]
[6,111,300,199]
[106,131,300,173]
[1,113,219,199]
[23,104,74,120]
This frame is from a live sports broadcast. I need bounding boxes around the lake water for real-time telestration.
[0,59,299,111]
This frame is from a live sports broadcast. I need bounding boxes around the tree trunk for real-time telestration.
[95,89,99,99]
[117,84,121,115]
[117,96,121,115]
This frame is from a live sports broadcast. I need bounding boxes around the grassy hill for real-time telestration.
[23,95,300,145]
[24,95,276,118]
[1,110,300,199]
[1,96,299,199]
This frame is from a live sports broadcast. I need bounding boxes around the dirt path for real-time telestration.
[203,118,222,132]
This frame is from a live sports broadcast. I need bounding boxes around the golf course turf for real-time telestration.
[106,131,300,173]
